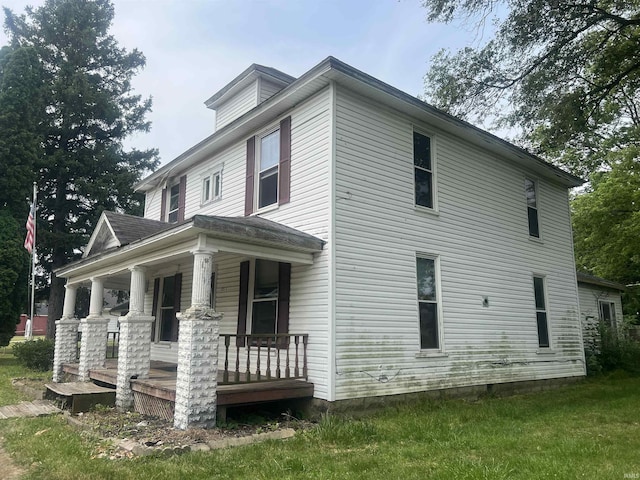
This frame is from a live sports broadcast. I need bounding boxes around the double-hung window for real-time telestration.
[258,130,280,209]
[416,256,440,349]
[202,170,222,204]
[525,179,540,238]
[533,276,550,348]
[252,259,279,335]
[414,131,434,209]
[598,301,617,329]
[167,183,180,223]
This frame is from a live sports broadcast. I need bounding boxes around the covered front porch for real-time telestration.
[51,213,324,429]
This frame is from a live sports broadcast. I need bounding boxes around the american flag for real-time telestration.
[24,203,35,253]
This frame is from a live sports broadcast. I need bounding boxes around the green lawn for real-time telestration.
[0,351,639,479]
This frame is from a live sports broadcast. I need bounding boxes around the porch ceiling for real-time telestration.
[56,214,325,284]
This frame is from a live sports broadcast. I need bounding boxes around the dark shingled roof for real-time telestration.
[103,211,172,246]
[576,271,626,291]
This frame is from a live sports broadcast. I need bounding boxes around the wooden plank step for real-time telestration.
[44,382,115,413]
[0,401,61,419]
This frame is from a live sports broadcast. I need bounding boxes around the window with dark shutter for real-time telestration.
[237,261,250,346]
[245,116,291,214]
[160,188,167,221]
[177,175,187,222]
[279,116,291,205]
[245,138,255,216]
[151,278,160,341]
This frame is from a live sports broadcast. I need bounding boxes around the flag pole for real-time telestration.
[26,182,37,340]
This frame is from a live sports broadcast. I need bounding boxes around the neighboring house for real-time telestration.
[577,271,625,346]
[51,57,586,430]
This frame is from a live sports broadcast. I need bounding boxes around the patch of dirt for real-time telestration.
[72,408,313,458]
[0,441,25,479]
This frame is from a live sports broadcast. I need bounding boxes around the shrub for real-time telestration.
[585,321,640,375]
[11,338,55,371]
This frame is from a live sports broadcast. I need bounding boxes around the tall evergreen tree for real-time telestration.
[0,209,29,346]
[3,0,158,337]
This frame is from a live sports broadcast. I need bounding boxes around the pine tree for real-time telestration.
[3,0,159,337]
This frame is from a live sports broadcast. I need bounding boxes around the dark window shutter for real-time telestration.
[245,138,255,216]
[171,273,182,342]
[279,116,291,205]
[277,262,291,346]
[151,278,160,341]
[160,188,167,221]
[236,261,250,346]
[177,175,187,222]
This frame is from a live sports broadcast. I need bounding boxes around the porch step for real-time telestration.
[44,382,116,413]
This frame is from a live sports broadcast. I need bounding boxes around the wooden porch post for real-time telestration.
[78,277,109,381]
[52,283,80,382]
[174,238,223,430]
[116,266,154,411]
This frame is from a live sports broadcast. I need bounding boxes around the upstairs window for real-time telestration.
[258,130,280,209]
[533,276,550,348]
[161,175,186,223]
[525,179,540,238]
[244,117,291,216]
[202,170,222,204]
[168,183,180,222]
[416,255,441,350]
[414,132,433,209]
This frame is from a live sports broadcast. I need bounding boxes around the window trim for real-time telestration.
[247,258,279,335]
[201,166,223,206]
[524,177,541,239]
[532,274,551,349]
[167,183,180,223]
[255,127,280,212]
[598,300,617,330]
[412,128,438,212]
[416,253,444,352]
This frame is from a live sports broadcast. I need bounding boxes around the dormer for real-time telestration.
[205,64,295,132]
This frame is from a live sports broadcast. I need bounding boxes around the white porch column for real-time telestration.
[174,245,223,430]
[78,277,109,381]
[53,283,80,382]
[116,266,154,410]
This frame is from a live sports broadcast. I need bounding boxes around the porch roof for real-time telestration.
[56,213,325,280]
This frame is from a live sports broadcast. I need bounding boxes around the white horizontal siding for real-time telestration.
[215,81,258,131]
[259,79,283,103]
[333,86,584,401]
[578,283,624,344]
[144,187,163,221]
[142,88,332,399]
[259,87,332,399]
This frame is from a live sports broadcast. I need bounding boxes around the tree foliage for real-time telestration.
[2,0,158,336]
[0,210,29,346]
[572,151,640,318]
[423,0,640,177]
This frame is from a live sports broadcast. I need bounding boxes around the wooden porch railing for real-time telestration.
[220,334,308,384]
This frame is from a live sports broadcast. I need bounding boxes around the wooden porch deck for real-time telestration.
[61,360,314,420]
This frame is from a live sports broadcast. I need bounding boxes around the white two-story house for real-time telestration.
[52,57,585,429]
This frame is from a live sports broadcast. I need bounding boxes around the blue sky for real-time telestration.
[1,0,495,166]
